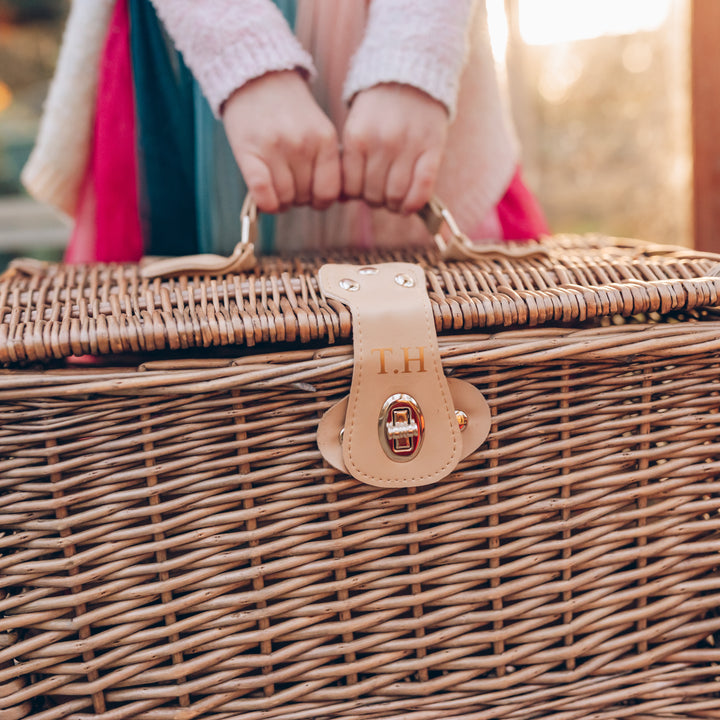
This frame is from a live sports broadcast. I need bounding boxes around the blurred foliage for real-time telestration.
[0,1,66,23]
[0,1,67,195]
[0,0,69,267]
[511,18,691,246]
[0,247,62,271]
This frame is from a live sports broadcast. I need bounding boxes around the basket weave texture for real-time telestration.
[2,235,720,363]
[1,236,720,719]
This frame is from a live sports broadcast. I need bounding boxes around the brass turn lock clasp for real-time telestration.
[379,394,425,462]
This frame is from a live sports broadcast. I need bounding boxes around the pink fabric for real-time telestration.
[65,0,143,264]
[64,165,98,263]
[495,168,550,240]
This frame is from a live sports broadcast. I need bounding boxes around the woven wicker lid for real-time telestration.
[1,235,720,364]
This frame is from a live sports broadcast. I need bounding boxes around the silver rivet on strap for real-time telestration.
[394,273,415,288]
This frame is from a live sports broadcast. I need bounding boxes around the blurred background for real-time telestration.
[0,0,67,268]
[0,0,707,271]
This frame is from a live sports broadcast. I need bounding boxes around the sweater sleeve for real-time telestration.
[343,0,474,119]
[150,0,316,115]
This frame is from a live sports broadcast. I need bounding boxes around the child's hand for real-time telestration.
[341,83,449,214]
[222,70,341,213]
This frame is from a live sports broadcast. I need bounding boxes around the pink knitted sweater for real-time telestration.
[151,0,473,118]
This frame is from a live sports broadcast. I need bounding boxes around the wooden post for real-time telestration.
[691,0,720,251]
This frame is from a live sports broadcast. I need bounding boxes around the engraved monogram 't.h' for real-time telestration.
[371,347,427,375]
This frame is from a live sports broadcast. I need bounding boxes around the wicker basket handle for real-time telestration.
[140,196,549,279]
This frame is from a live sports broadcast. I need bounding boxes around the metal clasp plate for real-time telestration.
[379,394,424,462]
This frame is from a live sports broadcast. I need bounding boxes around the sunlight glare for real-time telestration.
[486,0,509,63]
[518,0,673,45]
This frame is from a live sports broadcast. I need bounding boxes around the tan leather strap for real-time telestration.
[140,198,258,278]
[140,196,549,279]
[418,197,550,262]
[317,262,490,487]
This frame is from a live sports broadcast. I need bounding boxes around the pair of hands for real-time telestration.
[222,70,449,215]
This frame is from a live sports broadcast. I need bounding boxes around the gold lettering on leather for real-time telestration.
[402,346,426,374]
[371,348,393,374]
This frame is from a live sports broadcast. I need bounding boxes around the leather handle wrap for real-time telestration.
[140,196,549,279]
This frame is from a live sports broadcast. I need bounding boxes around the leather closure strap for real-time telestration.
[318,262,465,487]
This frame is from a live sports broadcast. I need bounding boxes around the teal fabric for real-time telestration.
[192,92,246,255]
[128,0,197,256]
[192,83,277,256]
[130,0,298,256]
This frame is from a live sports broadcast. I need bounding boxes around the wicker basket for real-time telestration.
[2,223,720,719]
